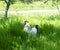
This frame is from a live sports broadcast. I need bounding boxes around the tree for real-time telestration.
[0,0,15,18]
[0,0,32,18]
[42,0,60,11]
[4,0,11,18]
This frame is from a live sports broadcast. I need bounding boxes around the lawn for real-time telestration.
[0,13,60,50]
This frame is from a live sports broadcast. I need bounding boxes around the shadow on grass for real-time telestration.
[38,23,60,37]
[0,17,28,50]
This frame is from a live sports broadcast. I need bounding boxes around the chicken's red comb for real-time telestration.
[24,20,29,23]
[24,20,29,25]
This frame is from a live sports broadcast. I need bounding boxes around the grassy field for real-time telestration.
[0,13,60,50]
[0,0,60,50]
[0,1,60,11]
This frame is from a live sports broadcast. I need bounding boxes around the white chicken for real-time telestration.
[24,20,38,36]
[30,25,38,35]
[24,21,31,33]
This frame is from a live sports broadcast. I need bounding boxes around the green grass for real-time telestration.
[0,14,60,50]
[0,1,60,11]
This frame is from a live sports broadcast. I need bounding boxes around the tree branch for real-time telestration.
[4,0,7,4]
[52,0,60,12]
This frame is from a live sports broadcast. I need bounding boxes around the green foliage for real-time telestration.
[20,0,32,3]
[0,1,60,11]
[10,0,16,4]
[0,14,60,50]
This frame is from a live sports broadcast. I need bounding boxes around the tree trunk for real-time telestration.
[4,0,10,18]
